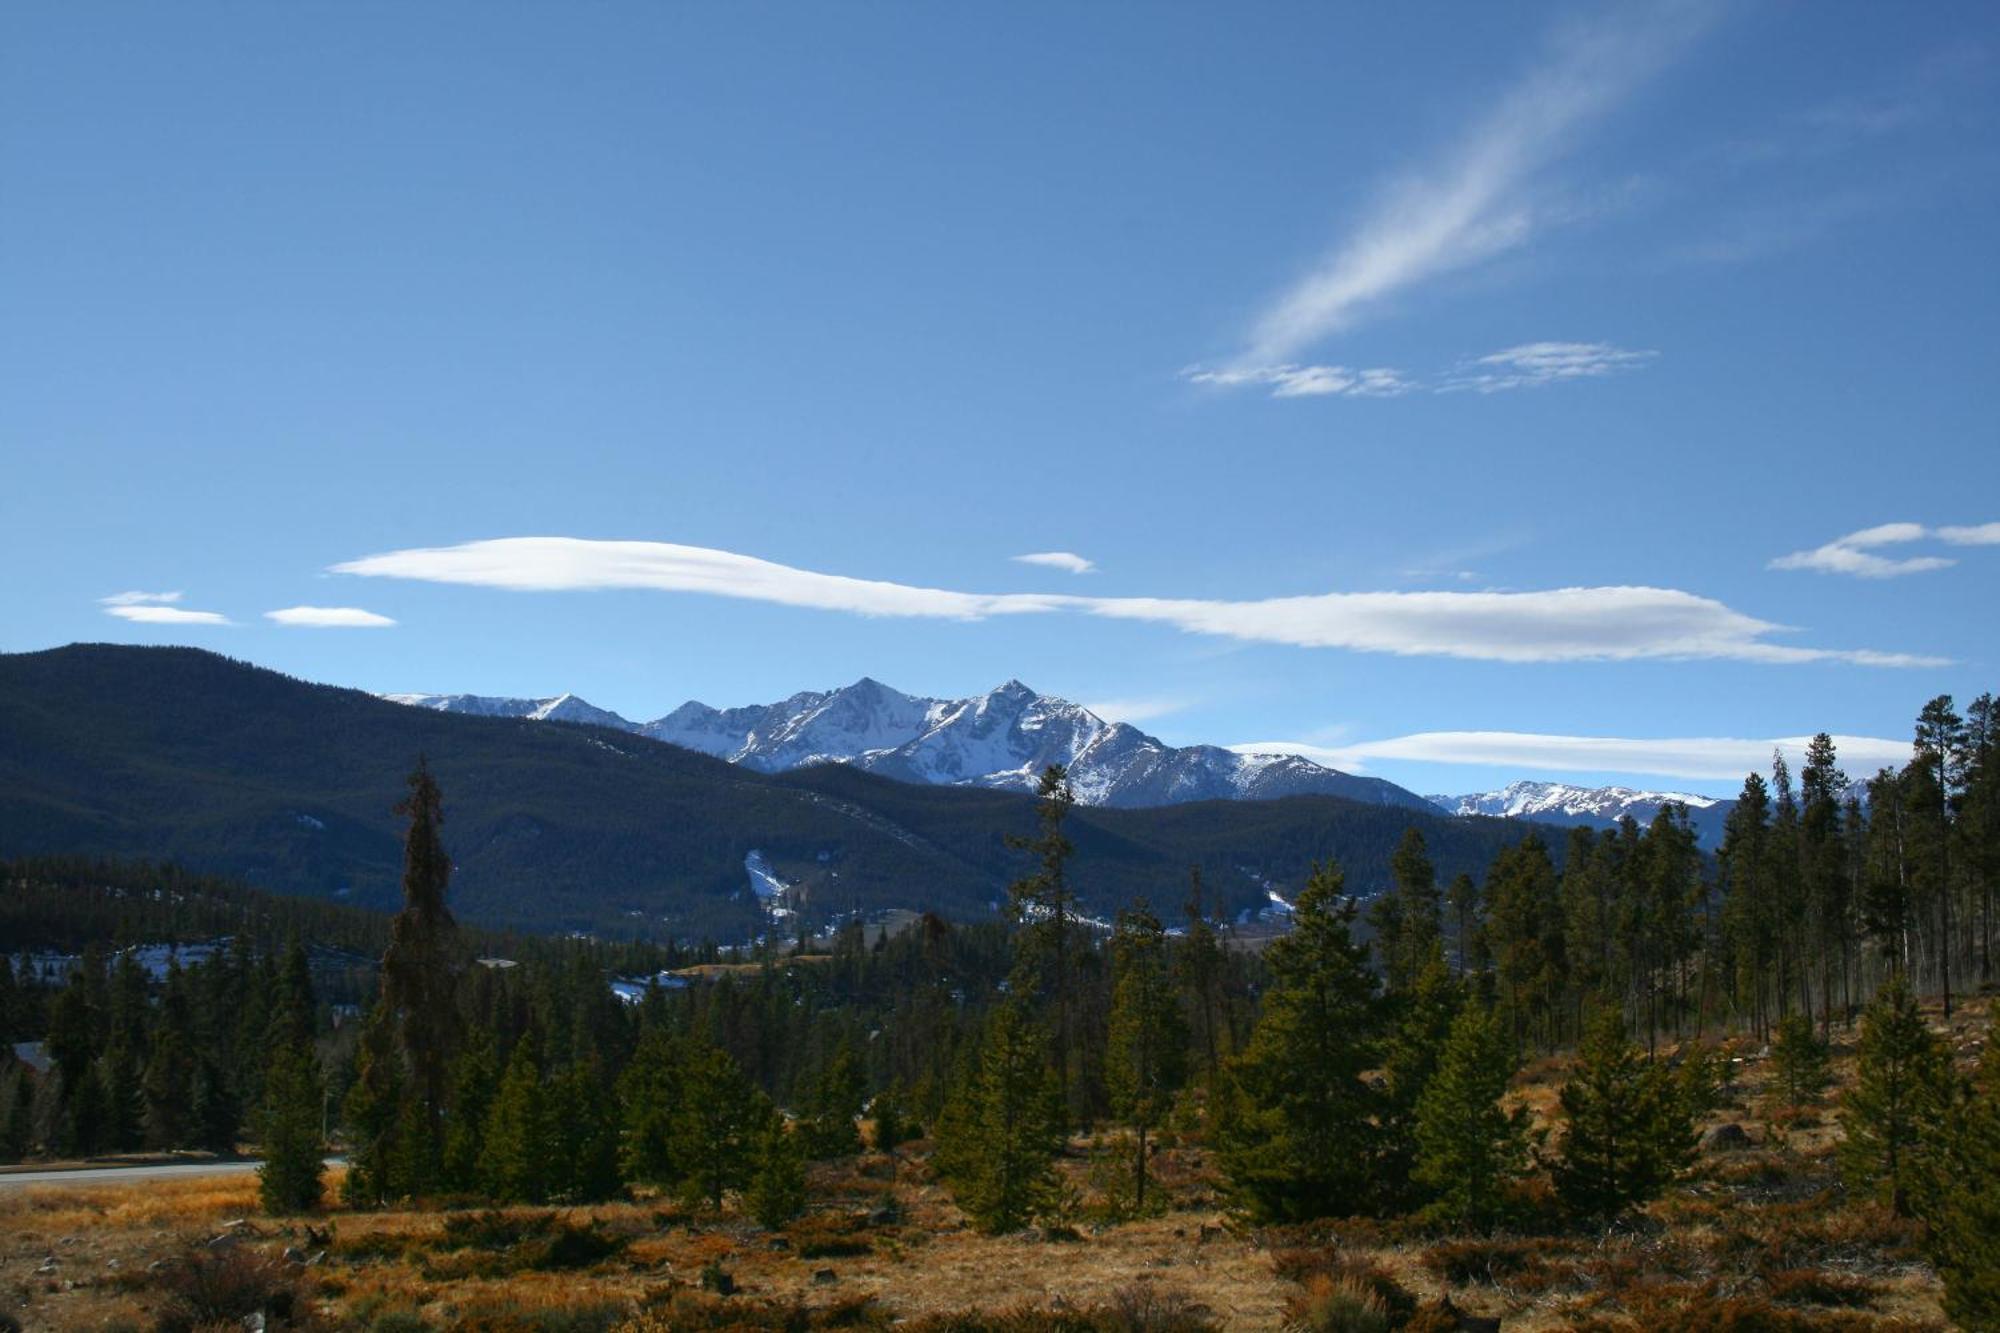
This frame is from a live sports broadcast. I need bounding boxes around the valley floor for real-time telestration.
[0,997,1985,1332]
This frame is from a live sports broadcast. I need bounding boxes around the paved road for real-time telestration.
[0,1158,341,1188]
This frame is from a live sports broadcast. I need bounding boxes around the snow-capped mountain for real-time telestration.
[1427,781,1734,844]
[387,678,1435,812]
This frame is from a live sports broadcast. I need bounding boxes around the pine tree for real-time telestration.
[381,759,462,1156]
[1924,1027,2000,1328]
[748,1115,807,1229]
[1216,861,1386,1222]
[671,1040,766,1211]
[1413,1001,1530,1230]
[1838,978,1948,1216]
[340,1002,404,1206]
[1377,955,1461,1210]
[870,1086,910,1153]
[548,1060,620,1203]
[441,1032,499,1193]
[2,1068,34,1162]
[1105,899,1186,1212]
[1770,1011,1831,1107]
[1372,828,1442,994]
[1006,764,1080,1125]
[617,1027,685,1189]
[1551,1010,1696,1220]
[257,1043,325,1214]
[801,1038,865,1159]
[479,1039,552,1204]
[143,963,197,1150]
[944,1001,1063,1234]
[1176,867,1228,1087]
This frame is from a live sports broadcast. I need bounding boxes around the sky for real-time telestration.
[3,2,1997,801]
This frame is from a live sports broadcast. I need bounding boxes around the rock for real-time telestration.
[766,1237,791,1251]
[866,1207,898,1226]
[207,1232,241,1252]
[307,1250,327,1267]
[812,1268,838,1285]
[33,1260,56,1276]
[1703,1123,1754,1152]
[221,1218,253,1232]
[282,1247,305,1264]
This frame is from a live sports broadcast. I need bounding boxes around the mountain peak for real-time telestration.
[382,675,1435,813]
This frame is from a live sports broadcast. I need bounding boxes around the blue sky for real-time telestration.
[3,2,1996,800]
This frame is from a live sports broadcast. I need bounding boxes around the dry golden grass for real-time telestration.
[0,996,1979,1331]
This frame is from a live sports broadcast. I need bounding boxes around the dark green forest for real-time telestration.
[0,644,1536,938]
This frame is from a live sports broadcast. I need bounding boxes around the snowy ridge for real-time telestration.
[383,678,1434,812]
[1427,780,1733,844]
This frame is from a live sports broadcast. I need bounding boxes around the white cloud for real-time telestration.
[1232,3,1710,366]
[1770,520,2000,578]
[1445,341,1657,392]
[1183,364,1416,399]
[98,590,183,607]
[1939,522,2000,546]
[1012,552,1097,575]
[1232,730,1911,782]
[103,604,231,626]
[265,606,397,628]
[332,536,1937,667]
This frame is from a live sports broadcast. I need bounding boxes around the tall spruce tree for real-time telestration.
[1413,1001,1529,1230]
[1770,1011,1831,1107]
[618,1027,685,1189]
[1105,899,1186,1212]
[257,946,324,1213]
[1176,867,1227,1088]
[441,1031,499,1193]
[1216,860,1386,1222]
[382,759,461,1155]
[1007,764,1079,1124]
[1838,978,1948,1217]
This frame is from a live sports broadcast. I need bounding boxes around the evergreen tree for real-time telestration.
[944,1001,1063,1233]
[1413,1001,1530,1230]
[1770,1011,1831,1107]
[1216,861,1386,1222]
[1838,978,1948,1216]
[1006,764,1080,1124]
[547,1060,620,1203]
[1,1069,32,1162]
[1371,828,1442,994]
[1446,872,1481,977]
[1377,955,1461,1210]
[381,759,462,1155]
[1105,899,1186,1212]
[801,1038,865,1159]
[1912,697,1964,1017]
[617,1027,685,1188]
[1924,1027,2000,1329]
[257,1043,325,1214]
[1176,866,1228,1087]
[1551,1010,1696,1220]
[671,1040,766,1211]
[143,964,197,1150]
[441,1031,499,1193]
[340,1003,404,1207]
[748,1115,807,1229]
[479,1038,551,1204]
[870,1086,910,1153]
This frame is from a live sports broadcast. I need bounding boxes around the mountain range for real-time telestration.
[1426,781,1734,845]
[385,678,1435,812]
[0,645,1543,940]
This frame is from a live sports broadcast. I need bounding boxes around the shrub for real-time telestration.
[150,1244,310,1333]
[1762,1268,1877,1309]
[1282,1275,1394,1333]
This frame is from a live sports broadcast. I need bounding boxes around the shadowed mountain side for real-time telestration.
[0,645,1547,939]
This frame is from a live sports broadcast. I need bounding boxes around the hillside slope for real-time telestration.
[0,645,1539,938]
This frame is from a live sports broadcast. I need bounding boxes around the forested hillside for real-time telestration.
[0,645,1535,938]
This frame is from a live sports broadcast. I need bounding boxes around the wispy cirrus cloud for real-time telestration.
[1770,521,2000,579]
[265,606,397,628]
[332,536,1938,667]
[1187,341,1655,400]
[1228,2,1712,368]
[1232,730,1911,782]
[99,590,184,607]
[1079,695,1192,726]
[1182,364,1417,399]
[1444,341,1657,392]
[1012,552,1097,575]
[102,603,232,626]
